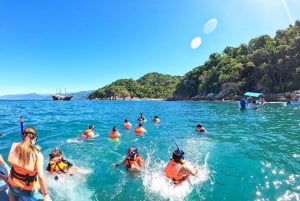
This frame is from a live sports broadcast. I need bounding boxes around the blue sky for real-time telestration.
[1,0,300,95]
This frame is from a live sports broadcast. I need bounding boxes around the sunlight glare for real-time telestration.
[281,0,294,24]
[233,0,294,25]
[203,18,218,34]
[190,37,202,49]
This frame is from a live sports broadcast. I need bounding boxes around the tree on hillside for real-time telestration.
[89,73,182,99]
[173,20,300,100]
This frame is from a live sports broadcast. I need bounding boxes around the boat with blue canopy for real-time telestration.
[238,92,266,110]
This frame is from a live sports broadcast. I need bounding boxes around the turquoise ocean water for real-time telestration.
[0,100,299,201]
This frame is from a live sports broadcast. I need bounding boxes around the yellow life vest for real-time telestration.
[47,160,72,173]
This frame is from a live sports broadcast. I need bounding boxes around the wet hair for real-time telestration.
[89,124,95,129]
[17,126,40,166]
[22,126,38,141]
[49,147,63,159]
[127,147,138,160]
[197,124,202,128]
[172,149,184,162]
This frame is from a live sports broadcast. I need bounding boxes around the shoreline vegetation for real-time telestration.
[187,92,296,102]
[92,92,293,102]
[88,21,300,102]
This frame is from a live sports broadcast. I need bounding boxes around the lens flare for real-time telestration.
[203,18,218,34]
[190,37,202,49]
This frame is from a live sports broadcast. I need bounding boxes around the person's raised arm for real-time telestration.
[137,155,145,169]
[182,161,198,176]
[112,159,125,167]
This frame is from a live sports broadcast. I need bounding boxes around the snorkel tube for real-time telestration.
[175,142,180,150]
[175,142,185,160]
[20,116,24,140]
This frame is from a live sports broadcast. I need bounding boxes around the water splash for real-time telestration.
[142,153,210,201]
[47,172,94,201]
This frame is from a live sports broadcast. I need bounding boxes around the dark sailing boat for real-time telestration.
[52,88,73,101]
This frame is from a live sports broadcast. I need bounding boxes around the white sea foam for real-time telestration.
[142,153,210,201]
[66,138,84,143]
[47,171,93,201]
[66,134,99,143]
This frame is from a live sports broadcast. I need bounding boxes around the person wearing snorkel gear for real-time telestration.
[164,145,199,184]
[112,146,145,172]
[7,126,52,201]
[46,147,73,176]
[137,113,147,123]
[82,124,96,138]
[196,124,207,133]
[47,147,89,178]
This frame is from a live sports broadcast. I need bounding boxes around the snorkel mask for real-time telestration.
[22,128,38,142]
[172,143,185,162]
[20,118,38,142]
[49,147,63,159]
[127,147,138,160]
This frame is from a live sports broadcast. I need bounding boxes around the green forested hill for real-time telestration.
[174,20,300,100]
[90,21,300,100]
[88,73,182,99]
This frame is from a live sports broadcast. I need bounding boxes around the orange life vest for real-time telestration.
[135,127,145,135]
[164,160,187,182]
[124,122,132,129]
[109,131,120,138]
[83,129,93,138]
[8,164,37,191]
[8,143,38,192]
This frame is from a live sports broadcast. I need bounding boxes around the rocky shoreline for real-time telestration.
[189,91,297,102]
